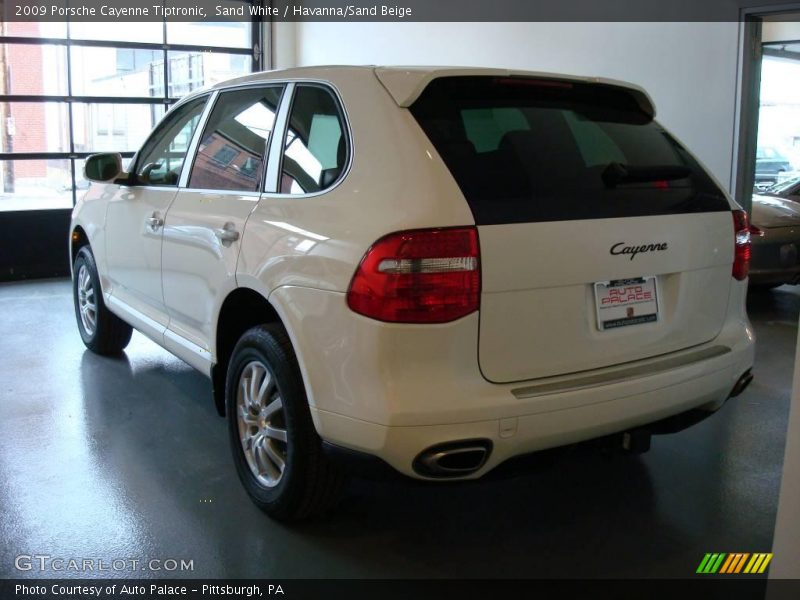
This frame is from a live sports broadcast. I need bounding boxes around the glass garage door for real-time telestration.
[0,13,261,213]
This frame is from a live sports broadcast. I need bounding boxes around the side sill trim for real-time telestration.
[105,293,166,341]
[163,328,213,378]
[512,345,731,399]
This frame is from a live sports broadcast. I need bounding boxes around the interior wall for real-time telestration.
[288,21,740,192]
[269,21,297,69]
[763,14,800,43]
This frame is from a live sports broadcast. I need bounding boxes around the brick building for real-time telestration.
[4,22,48,180]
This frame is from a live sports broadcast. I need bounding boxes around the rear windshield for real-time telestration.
[410,77,729,225]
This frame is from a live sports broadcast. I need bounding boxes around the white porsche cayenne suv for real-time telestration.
[70,66,755,520]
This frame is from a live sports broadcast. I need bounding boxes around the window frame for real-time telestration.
[263,81,353,197]
[183,83,286,195]
[130,93,212,188]
[0,11,263,209]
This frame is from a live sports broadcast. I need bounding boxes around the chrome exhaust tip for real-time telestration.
[413,440,492,478]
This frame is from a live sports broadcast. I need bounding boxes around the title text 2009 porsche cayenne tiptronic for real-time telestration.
[71,66,755,520]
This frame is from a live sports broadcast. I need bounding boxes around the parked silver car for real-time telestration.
[750,186,800,288]
[755,147,793,187]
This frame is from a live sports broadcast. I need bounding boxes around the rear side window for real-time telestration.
[279,85,348,195]
[410,77,729,225]
[189,86,283,192]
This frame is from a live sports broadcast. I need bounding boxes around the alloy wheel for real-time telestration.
[236,360,288,488]
[77,265,97,336]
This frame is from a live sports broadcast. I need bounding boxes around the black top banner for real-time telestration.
[1,0,799,22]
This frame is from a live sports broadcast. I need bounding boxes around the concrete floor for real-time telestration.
[0,278,795,579]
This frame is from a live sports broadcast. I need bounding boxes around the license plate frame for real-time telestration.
[594,276,659,331]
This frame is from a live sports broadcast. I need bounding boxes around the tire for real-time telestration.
[226,324,345,521]
[72,246,133,355]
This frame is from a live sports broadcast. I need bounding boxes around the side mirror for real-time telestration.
[84,153,125,183]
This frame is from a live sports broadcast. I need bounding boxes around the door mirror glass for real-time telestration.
[84,152,124,182]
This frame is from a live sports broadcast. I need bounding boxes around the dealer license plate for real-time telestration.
[594,276,659,331]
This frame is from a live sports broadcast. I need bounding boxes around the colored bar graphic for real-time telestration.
[697,553,727,573]
[746,554,762,574]
[698,553,773,575]
[734,553,750,574]
[710,553,726,573]
[721,553,746,574]
[697,554,713,574]
[719,554,736,574]
[758,554,773,574]
[744,554,758,573]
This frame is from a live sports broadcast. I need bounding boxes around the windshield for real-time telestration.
[769,176,800,195]
[757,147,786,160]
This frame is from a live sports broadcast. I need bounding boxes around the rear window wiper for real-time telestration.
[602,162,691,188]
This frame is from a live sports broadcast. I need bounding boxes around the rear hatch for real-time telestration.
[410,76,734,383]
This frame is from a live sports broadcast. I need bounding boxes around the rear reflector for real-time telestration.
[732,210,751,281]
[347,227,480,323]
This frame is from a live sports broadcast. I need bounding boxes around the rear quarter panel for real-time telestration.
[236,68,476,300]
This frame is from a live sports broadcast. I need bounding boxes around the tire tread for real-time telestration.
[227,324,345,521]
[73,246,133,355]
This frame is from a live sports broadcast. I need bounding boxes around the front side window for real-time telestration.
[279,85,348,195]
[134,96,208,186]
[189,86,283,192]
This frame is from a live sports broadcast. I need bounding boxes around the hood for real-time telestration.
[751,194,800,228]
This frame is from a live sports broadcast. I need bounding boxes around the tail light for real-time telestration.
[732,210,751,281]
[347,227,480,323]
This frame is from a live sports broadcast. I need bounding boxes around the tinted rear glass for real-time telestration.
[410,77,729,225]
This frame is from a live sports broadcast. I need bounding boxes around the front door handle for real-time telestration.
[214,222,240,247]
[145,214,164,230]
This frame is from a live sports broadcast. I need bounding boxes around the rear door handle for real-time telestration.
[145,214,163,230]
[214,222,240,246]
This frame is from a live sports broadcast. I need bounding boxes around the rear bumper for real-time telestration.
[749,268,800,286]
[311,340,752,479]
[272,284,755,481]
[750,227,800,285]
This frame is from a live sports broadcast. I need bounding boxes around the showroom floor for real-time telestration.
[0,278,794,579]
